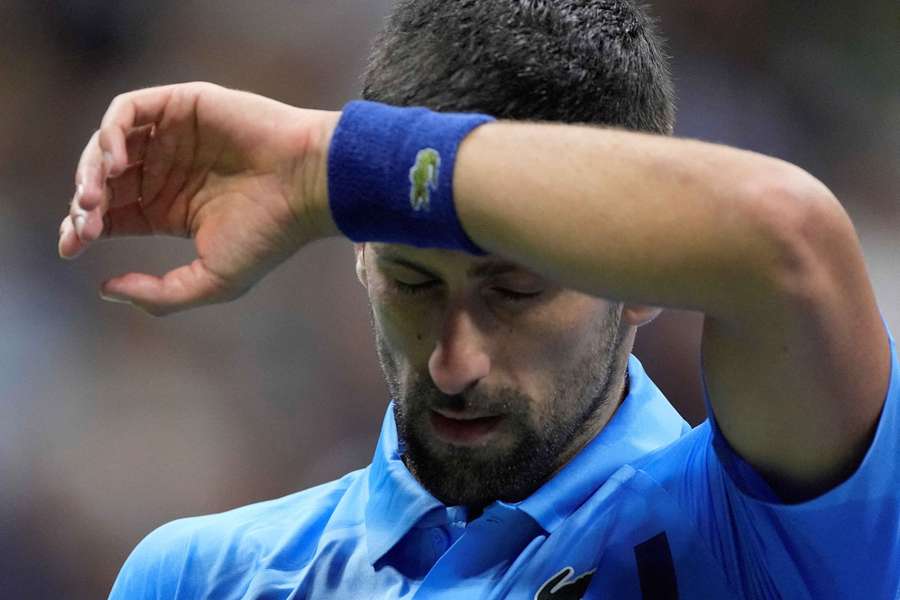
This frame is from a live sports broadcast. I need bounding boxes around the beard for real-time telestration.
[373,305,625,510]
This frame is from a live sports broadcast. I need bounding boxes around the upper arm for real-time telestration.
[700,171,891,500]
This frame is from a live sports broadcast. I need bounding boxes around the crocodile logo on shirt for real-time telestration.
[534,566,596,600]
[409,148,441,211]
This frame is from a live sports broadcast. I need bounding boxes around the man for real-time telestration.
[60,1,898,599]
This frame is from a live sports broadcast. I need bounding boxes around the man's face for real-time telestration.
[360,243,628,509]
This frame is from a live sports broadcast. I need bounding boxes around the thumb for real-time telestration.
[100,260,237,316]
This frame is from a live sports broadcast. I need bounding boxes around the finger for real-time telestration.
[63,180,96,246]
[99,259,235,316]
[67,173,150,249]
[72,130,146,243]
[99,123,156,180]
[98,85,182,179]
[77,85,182,209]
[74,130,105,212]
[58,215,85,259]
[64,198,154,255]
[68,176,108,244]
[77,206,106,243]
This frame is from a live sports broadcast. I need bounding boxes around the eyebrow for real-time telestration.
[376,254,523,279]
[377,256,440,279]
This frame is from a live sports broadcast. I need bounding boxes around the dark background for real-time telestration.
[1,1,896,597]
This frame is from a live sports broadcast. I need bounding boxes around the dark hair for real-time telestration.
[362,0,675,134]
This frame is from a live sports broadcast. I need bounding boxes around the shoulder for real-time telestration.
[619,331,900,598]
[109,468,367,600]
[629,422,714,486]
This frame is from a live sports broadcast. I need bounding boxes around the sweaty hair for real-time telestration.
[362,0,675,134]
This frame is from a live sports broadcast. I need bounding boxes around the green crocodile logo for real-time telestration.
[409,148,441,211]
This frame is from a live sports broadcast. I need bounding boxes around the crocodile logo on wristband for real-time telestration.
[409,148,441,211]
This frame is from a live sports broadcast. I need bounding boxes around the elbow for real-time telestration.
[741,166,858,308]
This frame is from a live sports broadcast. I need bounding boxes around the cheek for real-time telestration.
[492,296,609,411]
[373,297,434,366]
[503,296,604,365]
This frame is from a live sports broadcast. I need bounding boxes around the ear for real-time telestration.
[621,304,663,328]
[354,243,368,288]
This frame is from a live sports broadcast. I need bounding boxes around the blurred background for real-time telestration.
[0,0,896,597]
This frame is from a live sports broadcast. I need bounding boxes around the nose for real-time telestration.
[428,305,491,396]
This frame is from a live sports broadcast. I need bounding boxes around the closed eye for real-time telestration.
[391,280,542,301]
[394,279,439,295]
[490,288,543,302]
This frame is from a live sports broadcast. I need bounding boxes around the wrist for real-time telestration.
[325,100,493,252]
[290,108,341,242]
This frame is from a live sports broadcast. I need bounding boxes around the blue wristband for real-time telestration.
[327,100,494,254]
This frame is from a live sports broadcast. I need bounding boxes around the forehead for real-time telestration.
[368,243,532,279]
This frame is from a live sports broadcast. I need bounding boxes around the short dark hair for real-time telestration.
[362,0,675,134]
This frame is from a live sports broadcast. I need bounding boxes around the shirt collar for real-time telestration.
[365,404,448,566]
[516,354,690,533]
[364,354,688,564]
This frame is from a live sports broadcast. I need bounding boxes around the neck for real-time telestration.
[542,366,630,486]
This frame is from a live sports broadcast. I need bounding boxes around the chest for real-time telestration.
[275,469,733,599]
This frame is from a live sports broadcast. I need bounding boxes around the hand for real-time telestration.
[59,82,339,315]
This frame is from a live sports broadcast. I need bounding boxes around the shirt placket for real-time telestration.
[413,503,542,599]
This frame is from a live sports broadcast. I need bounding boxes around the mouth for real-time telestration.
[429,409,504,446]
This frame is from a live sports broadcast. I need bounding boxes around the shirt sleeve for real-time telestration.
[645,324,900,599]
[107,520,196,600]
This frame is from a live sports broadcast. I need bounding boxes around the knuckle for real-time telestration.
[104,98,123,123]
[189,81,217,93]
[110,92,129,108]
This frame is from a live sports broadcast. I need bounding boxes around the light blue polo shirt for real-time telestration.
[109,329,900,599]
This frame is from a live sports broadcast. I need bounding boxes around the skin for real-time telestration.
[59,82,889,502]
[357,242,652,509]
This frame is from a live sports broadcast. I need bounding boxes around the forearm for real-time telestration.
[448,118,887,495]
[453,121,845,320]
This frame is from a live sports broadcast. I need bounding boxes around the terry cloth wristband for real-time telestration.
[327,100,495,254]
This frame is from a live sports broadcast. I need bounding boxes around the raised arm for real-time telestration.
[452,123,890,499]
[312,115,890,498]
[62,84,890,500]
